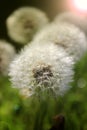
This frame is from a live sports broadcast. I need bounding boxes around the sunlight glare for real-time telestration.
[73,0,87,11]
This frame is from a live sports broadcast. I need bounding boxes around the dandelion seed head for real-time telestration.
[54,12,87,33]
[34,22,87,61]
[6,7,49,44]
[0,40,16,75]
[9,42,74,97]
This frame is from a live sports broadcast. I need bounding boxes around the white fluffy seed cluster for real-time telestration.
[9,12,87,98]
[6,7,49,44]
[33,22,87,61]
[0,40,16,76]
[54,12,87,36]
[9,42,74,97]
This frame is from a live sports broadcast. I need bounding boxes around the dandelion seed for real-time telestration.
[34,22,87,61]
[9,42,74,97]
[6,7,49,44]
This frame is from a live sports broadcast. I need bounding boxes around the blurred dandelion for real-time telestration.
[34,22,87,61]
[9,42,74,97]
[6,7,49,44]
[0,40,16,76]
[54,12,87,36]
[77,78,86,88]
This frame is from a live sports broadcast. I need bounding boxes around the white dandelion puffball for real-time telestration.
[6,7,49,44]
[9,42,74,97]
[0,40,16,76]
[54,12,87,36]
[34,22,87,61]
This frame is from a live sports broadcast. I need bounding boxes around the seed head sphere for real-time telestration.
[6,7,49,44]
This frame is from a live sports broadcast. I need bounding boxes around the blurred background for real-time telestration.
[0,0,87,130]
[1,0,87,38]
[0,0,74,39]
